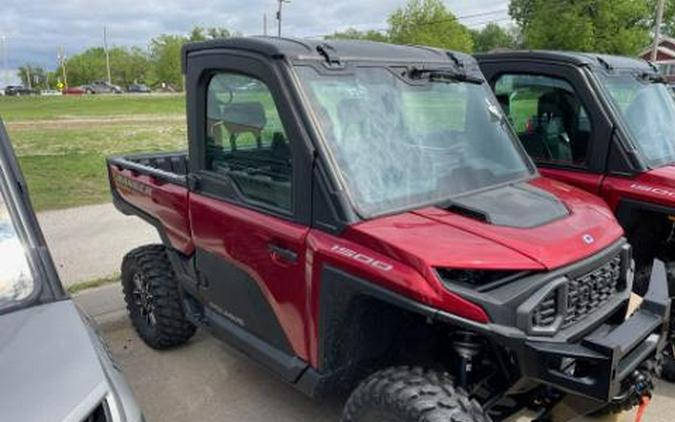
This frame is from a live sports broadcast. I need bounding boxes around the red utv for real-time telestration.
[107,38,670,421]
[477,51,675,381]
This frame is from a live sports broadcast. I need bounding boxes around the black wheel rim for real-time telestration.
[132,272,157,327]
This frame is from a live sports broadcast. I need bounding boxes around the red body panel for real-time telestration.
[539,168,604,195]
[189,194,311,360]
[540,165,675,215]
[111,164,624,367]
[411,178,621,270]
[602,166,675,211]
[110,166,193,254]
[304,230,490,367]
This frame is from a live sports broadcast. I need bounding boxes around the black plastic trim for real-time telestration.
[203,306,308,383]
[107,155,187,187]
[196,248,295,355]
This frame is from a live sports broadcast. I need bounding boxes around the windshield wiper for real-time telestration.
[408,67,483,85]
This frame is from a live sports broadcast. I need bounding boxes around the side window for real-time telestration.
[495,74,591,166]
[205,73,292,211]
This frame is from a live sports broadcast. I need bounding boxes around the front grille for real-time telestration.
[562,254,623,328]
[532,290,559,328]
[532,254,624,331]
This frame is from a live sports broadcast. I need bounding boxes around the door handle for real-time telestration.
[268,244,298,264]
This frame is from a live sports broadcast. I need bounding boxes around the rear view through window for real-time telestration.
[0,188,34,309]
[296,66,533,217]
[494,74,591,167]
[206,73,293,211]
[599,72,675,168]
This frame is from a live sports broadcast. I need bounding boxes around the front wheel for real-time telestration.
[342,366,491,422]
[121,244,196,349]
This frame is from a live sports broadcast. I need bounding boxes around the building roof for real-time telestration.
[182,36,478,73]
[475,50,654,72]
[639,36,675,60]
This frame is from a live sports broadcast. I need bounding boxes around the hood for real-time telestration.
[346,177,623,273]
[642,164,675,188]
[0,300,108,422]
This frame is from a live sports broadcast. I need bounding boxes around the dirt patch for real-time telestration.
[7,114,185,129]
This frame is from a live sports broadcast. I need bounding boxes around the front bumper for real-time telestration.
[522,259,670,402]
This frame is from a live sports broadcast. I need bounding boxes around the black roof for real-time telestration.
[182,36,478,72]
[475,50,656,72]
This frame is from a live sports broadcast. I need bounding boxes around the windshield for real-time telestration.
[598,72,675,167]
[0,186,35,310]
[295,66,534,217]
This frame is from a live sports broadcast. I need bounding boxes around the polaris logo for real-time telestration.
[331,245,393,272]
[582,234,595,245]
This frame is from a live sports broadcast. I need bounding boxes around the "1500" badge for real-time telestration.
[331,245,393,272]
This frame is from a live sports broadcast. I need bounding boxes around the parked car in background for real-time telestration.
[41,89,61,96]
[62,86,86,96]
[82,81,123,94]
[4,85,37,96]
[127,83,151,94]
[0,121,144,422]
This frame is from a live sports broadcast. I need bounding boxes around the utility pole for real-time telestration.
[25,66,31,90]
[263,13,268,36]
[276,0,290,37]
[104,26,112,84]
[57,47,68,88]
[1,35,7,88]
[652,0,666,62]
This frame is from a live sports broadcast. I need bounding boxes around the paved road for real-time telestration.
[37,203,158,286]
[76,284,675,422]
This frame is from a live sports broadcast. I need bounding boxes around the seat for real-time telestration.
[535,91,574,162]
[221,102,267,150]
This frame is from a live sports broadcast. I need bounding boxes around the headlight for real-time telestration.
[436,268,526,289]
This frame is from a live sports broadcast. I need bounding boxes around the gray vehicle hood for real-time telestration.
[0,299,108,421]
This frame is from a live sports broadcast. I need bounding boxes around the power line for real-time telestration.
[466,16,513,28]
[305,8,512,39]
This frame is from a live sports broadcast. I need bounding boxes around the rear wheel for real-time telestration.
[121,244,196,349]
[342,366,491,422]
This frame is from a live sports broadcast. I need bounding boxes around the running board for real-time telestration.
[203,307,308,383]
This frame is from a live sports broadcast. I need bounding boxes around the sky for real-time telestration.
[0,0,510,85]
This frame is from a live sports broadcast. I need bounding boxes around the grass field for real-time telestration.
[0,95,187,210]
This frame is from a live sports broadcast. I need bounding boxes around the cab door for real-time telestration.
[481,61,611,195]
[185,53,313,379]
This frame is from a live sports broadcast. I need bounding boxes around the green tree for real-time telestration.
[56,47,153,88]
[149,34,185,90]
[509,0,652,55]
[188,26,236,42]
[388,0,473,52]
[651,0,675,38]
[150,26,236,91]
[17,65,49,89]
[471,23,517,52]
[325,28,389,42]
